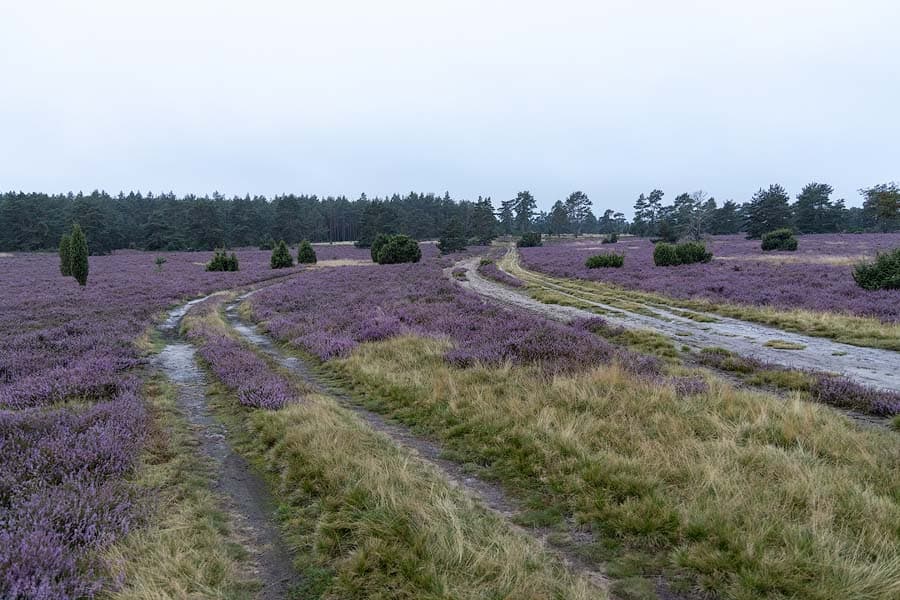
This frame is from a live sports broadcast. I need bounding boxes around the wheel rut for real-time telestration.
[156,299,300,600]
[222,295,628,597]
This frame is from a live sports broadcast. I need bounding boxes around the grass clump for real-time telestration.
[585,253,625,269]
[104,375,259,598]
[853,247,900,290]
[764,339,807,350]
[761,228,798,251]
[334,335,900,600]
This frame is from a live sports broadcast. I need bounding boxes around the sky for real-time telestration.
[1,0,898,216]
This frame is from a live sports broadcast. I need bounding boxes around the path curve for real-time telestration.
[455,254,900,394]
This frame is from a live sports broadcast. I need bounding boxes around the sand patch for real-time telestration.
[312,259,372,268]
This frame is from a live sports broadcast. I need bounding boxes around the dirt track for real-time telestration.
[455,255,900,394]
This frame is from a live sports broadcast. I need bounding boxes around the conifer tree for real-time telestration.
[59,233,72,276]
[69,224,89,286]
[297,239,317,264]
[270,240,293,269]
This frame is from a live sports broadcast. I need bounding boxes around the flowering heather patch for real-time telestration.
[185,299,296,410]
[0,251,306,596]
[520,234,900,322]
[477,259,525,288]
[249,257,666,376]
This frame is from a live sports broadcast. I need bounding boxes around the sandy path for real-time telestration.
[455,254,900,394]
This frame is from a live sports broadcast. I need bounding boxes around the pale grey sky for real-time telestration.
[1,0,898,215]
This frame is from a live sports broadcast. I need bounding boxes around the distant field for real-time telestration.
[521,233,900,322]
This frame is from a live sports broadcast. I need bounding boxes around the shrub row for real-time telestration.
[206,249,239,272]
[516,231,542,247]
[653,241,713,266]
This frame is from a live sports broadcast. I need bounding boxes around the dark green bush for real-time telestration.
[297,239,317,264]
[370,233,391,262]
[59,233,72,276]
[374,234,422,264]
[270,240,294,269]
[675,241,713,264]
[654,241,712,266]
[69,224,89,286]
[207,249,239,271]
[437,218,467,254]
[516,231,542,247]
[761,228,798,251]
[258,237,275,251]
[601,232,618,244]
[653,243,680,266]
[853,248,900,290]
[585,253,624,268]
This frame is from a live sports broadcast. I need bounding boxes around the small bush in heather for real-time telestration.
[653,242,680,266]
[675,241,713,264]
[516,231,542,247]
[270,240,294,269]
[853,248,900,290]
[374,234,422,264]
[370,233,391,262]
[206,249,239,272]
[601,232,618,244]
[761,228,798,251]
[154,256,167,272]
[585,253,624,268]
[58,233,72,276]
[297,239,317,264]
[69,224,89,286]
[258,237,275,250]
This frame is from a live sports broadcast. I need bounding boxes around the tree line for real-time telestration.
[0,182,896,253]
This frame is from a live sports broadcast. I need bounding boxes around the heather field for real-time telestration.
[3,241,900,600]
[520,233,900,322]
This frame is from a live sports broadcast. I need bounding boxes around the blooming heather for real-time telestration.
[520,234,900,322]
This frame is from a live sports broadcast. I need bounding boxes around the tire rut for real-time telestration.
[156,299,300,600]
[222,295,624,597]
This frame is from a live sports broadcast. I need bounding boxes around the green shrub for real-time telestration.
[653,243,680,266]
[761,228,798,251]
[297,239,317,264]
[653,241,712,267]
[853,248,900,290]
[59,233,72,276]
[370,233,391,262]
[258,237,275,251]
[516,231,542,247]
[601,232,618,244]
[585,253,624,268]
[675,241,713,264]
[206,249,239,272]
[270,240,294,269]
[69,224,89,286]
[154,256,167,272]
[374,234,421,264]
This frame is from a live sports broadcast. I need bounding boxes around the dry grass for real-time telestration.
[763,339,807,350]
[334,336,900,600]
[715,254,872,266]
[102,375,259,599]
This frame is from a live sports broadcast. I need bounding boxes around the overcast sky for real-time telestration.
[2,1,898,215]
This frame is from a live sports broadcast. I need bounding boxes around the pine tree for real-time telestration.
[69,224,89,286]
[469,197,498,244]
[744,184,792,239]
[511,191,536,232]
[795,183,837,233]
[548,201,570,236]
[563,191,591,236]
[297,239,317,264]
[270,240,293,269]
[59,233,72,276]
[437,217,467,253]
